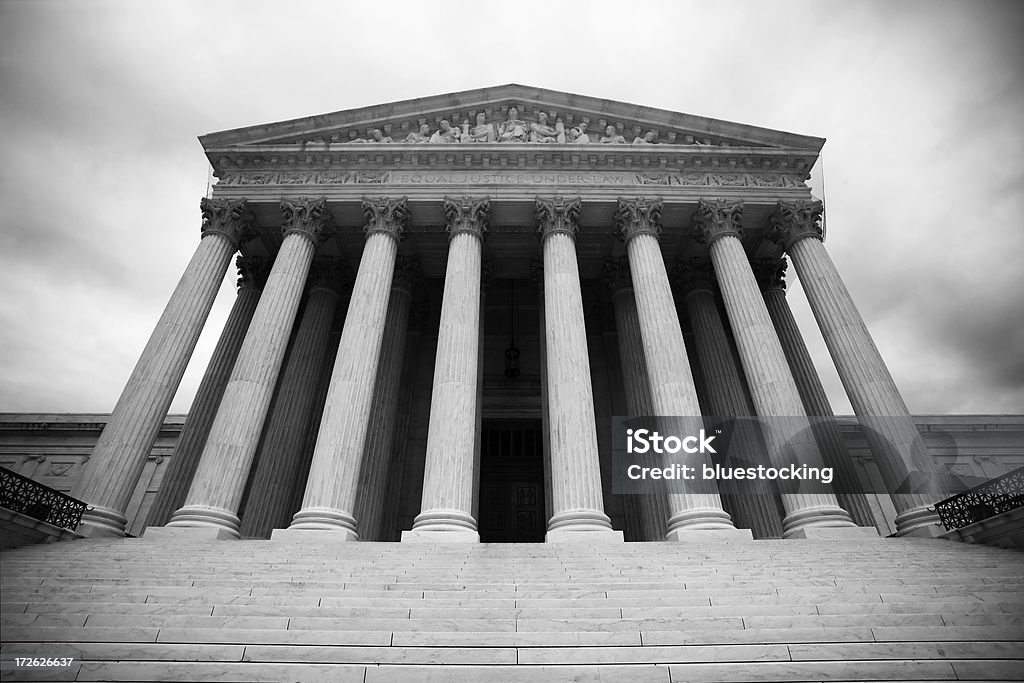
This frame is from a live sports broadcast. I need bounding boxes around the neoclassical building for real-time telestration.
[67,85,950,544]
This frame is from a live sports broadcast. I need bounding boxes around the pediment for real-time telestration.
[200,84,824,152]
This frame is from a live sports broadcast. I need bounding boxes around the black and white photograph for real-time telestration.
[1,1,1022,681]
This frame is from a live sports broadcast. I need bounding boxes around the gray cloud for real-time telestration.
[0,0,1021,416]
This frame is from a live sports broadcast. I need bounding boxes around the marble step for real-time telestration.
[7,659,1022,683]
[2,538,1023,682]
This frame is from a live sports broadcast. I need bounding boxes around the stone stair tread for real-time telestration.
[2,537,1022,681]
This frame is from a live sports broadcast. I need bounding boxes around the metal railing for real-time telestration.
[934,465,1024,531]
[0,465,87,531]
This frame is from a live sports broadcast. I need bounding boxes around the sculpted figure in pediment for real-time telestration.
[568,121,591,144]
[464,112,496,143]
[529,112,562,143]
[403,124,432,144]
[429,120,461,144]
[346,128,392,144]
[498,107,529,143]
[632,131,658,145]
[600,125,626,144]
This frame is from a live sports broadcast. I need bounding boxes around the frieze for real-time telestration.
[218,171,805,188]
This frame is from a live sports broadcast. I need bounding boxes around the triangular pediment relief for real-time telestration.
[200,84,824,153]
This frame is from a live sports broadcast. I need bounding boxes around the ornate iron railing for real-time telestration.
[934,465,1024,531]
[0,465,87,531]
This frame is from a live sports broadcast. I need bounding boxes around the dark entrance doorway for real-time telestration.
[478,419,546,543]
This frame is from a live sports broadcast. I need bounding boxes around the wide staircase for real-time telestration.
[2,536,1022,682]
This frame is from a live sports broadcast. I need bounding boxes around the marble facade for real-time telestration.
[38,85,1017,543]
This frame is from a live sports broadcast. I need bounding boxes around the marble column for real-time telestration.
[605,258,671,541]
[536,196,621,542]
[694,199,859,538]
[769,200,943,535]
[286,198,408,538]
[146,256,269,527]
[238,257,349,538]
[353,257,419,541]
[531,259,555,531]
[470,260,493,525]
[674,259,785,539]
[162,198,329,538]
[285,303,347,530]
[73,198,254,537]
[753,258,877,529]
[379,302,427,541]
[614,198,739,540]
[403,197,488,542]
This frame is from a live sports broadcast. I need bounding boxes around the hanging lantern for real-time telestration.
[504,343,520,378]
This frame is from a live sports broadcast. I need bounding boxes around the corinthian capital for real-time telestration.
[308,256,352,294]
[236,255,271,291]
[603,256,633,294]
[362,197,409,240]
[769,200,824,249]
[751,257,788,292]
[693,199,744,245]
[671,258,716,296]
[615,197,663,243]
[392,256,424,294]
[535,196,581,242]
[200,198,256,247]
[443,196,490,240]
[281,198,331,243]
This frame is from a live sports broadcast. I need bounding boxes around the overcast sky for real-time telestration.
[1,0,1021,417]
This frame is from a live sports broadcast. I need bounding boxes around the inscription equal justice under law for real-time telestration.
[395,172,630,184]
[218,171,804,188]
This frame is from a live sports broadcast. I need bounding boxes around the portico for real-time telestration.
[71,85,944,543]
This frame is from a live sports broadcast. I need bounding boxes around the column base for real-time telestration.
[165,505,241,538]
[288,507,360,536]
[402,528,480,543]
[545,526,624,543]
[893,502,943,537]
[781,504,856,538]
[76,505,128,538]
[271,528,359,543]
[405,509,479,542]
[665,528,753,542]
[141,526,238,542]
[786,526,880,540]
[665,505,737,536]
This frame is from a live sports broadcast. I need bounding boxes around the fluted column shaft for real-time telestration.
[286,310,345,528]
[167,200,329,537]
[74,199,253,537]
[532,262,554,531]
[146,257,266,527]
[756,262,876,528]
[536,197,619,541]
[288,198,408,537]
[615,199,734,538]
[695,199,856,537]
[771,200,942,535]
[406,197,488,541]
[354,262,415,540]
[380,316,424,541]
[607,260,671,541]
[677,267,785,539]
[239,260,345,538]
